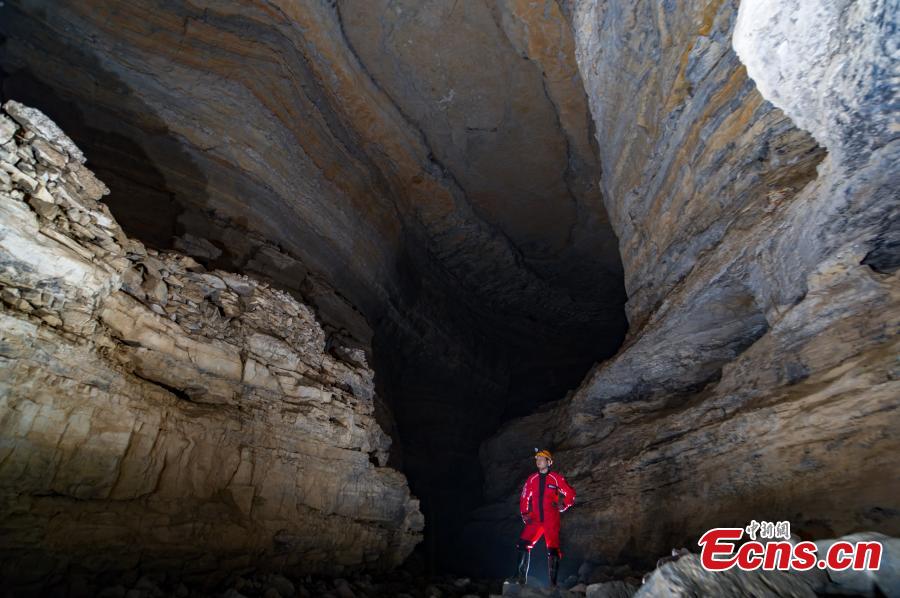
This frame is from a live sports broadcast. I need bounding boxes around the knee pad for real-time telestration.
[516,539,531,551]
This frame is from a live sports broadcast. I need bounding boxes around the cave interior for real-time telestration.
[0,0,628,575]
[1,0,897,594]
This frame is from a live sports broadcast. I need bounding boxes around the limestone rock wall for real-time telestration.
[464,0,899,575]
[0,101,423,587]
[573,0,826,330]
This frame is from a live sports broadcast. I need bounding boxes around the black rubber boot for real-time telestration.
[515,541,531,585]
[547,548,560,587]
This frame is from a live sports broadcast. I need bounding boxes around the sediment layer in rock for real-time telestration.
[0,100,423,586]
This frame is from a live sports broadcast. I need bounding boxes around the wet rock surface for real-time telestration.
[0,101,422,589]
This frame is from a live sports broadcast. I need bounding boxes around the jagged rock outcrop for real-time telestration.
[0,101,423,589]
[465,0,899,575]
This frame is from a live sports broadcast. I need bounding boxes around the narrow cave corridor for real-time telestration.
[0,1,897,598]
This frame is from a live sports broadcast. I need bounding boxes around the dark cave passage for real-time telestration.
[371,256,626,574]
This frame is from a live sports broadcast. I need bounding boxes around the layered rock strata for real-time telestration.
[0,101,423,588]
[0,1,629,560]
[465,0,899,575]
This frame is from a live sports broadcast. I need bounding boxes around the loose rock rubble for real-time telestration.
[71,568,505,598]
[34,529,899,598]
[635,532,900,597]
[495,532,899,598]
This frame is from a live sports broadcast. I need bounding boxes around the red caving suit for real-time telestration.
[519,470,576,554]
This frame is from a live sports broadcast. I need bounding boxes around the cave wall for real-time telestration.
[464,0,899,575]
[0,101,423,589]
[2,0,895,583]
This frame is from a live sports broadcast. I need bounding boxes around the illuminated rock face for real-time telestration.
[0,101,422,584]
[466,0,899,575]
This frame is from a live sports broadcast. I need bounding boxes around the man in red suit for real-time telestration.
[513,448,576,587]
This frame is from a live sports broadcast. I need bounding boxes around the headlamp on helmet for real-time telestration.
[534,448,553,464]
